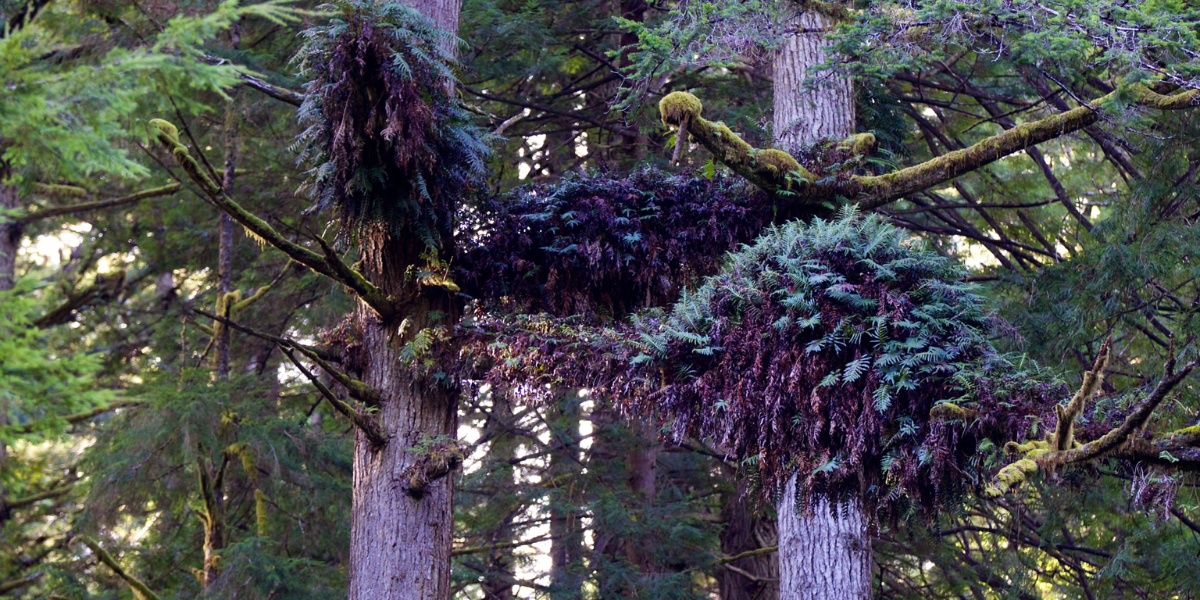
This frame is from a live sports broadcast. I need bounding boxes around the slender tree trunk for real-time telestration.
[346,3,462,600]
[549,391,584,600]
[772,9,855,152]
[0,177,15,524]
[773,6,872,600]
[214,103,238,378]
[480,395,516,600]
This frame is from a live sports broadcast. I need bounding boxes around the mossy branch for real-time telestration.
[659,92,819,197]
[194,308,380,405]
[148,119,396,320]
[1051,338,1111,451]
[79,536,163,600]
[6,484,73,510]
[280,347,388,446]
[18,184,181,225]
[33,271,126,329]
[1046,358,1197,466]
[10,400,145,435]
[225,443,269,537]
[856,84,1200,208]
[985,355,1198,496]
[663,86,1200,209]
[929,403,979,422]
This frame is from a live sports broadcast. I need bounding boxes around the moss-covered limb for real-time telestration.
[225,443,269,537]
[929,403,979,421]
[856,85,1200,209]
[400,438,466,498]
[231,260,291,312]
[33,271,126,329]
[280,347,388,446]
[659,92,817,196]
[194,308,381,405]
[19,184,181,225]
[0,571,44,595]
[10,400,145,435]
[32,182,90,198]
[1051,338,1112,451]
[148,119,396,320]
[79,537,163,600]
[6,484,73,511]
[983,458,1040,498]
[1043,359,1198,468]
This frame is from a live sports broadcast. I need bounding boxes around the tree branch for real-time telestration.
[147,119,395,320]
[279,347,388,446]
[79,536,163,600]
[18,184,181,225]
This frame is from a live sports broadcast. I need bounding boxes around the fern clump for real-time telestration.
[635,208,1060,516]
[294,0,490,248]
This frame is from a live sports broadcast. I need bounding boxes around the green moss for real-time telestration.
[836,133,877,156]
[659,91,703,127]
[984,457,1039,497]
[929,403,979,421]
[755,149,804,177]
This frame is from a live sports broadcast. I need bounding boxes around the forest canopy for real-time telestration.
[3,0,1200,599]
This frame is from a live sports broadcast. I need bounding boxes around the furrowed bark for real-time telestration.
[548,392,584,600]
[215,103,238,378]
[778,484,872,600]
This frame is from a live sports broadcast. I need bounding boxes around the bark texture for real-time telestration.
[348,229,460,600]
[772,8,873,600]
[0,182,19,291]
[773,9,855,153]
[778,480,871,600]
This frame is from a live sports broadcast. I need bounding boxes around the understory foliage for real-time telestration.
[294,0,490,246]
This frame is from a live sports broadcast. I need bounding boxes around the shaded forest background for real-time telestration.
[2,0,1200,599]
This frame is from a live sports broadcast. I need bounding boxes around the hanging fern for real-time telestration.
[293,0,491,249]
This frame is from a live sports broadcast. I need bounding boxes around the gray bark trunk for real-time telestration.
[347,3,462,600]
[215,104,237,378]
[772,9,855,152]
[772,7,872,600]
[777,478,871,600]
[348,298,457,600]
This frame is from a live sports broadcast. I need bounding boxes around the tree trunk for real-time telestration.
[549,391,584,600]
[214,103,238,378]
[772,8,855,152]
[717,476,778,600]
[0,177,18,523]
[346,3,462,600]
[772,6,872,600]
[1,181,19,291]
[480,395,517,600]
[349,306,457,600]
[777,479,871,600]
